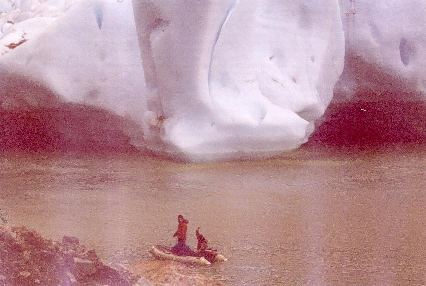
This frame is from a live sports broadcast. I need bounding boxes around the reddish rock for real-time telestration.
[0,226,139,285]
[62,236,79,246]
[73,257,97,280]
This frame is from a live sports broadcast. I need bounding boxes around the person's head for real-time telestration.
[178,214,184,223]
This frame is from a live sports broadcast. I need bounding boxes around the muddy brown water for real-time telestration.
[0,150,425,285]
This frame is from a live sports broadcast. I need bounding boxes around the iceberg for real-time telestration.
[0,0,148,139]
[337,0,426,98]
[0,0,423,160]
[309,0,426,148]
[132,0,345,160]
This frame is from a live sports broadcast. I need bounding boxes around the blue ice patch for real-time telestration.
[94,4,103,29]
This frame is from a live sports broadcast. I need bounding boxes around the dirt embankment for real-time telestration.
[0,226,139,286]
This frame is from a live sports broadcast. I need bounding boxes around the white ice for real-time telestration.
[339,0,426,97]
[132,0,344,160]
[0,0,424,161]
[0,0,148,146]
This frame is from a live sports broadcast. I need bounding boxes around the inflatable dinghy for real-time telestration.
[150,245,227,266]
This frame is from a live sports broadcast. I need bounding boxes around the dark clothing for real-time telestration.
[195,229,217,262]
[171,241,193,256]
[196,229,208,252]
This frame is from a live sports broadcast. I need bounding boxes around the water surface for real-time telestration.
[0,150,425,285]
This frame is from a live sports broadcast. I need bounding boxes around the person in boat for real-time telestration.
[171,214,192,256]
[195,227,217,263]
[195,227,208,253]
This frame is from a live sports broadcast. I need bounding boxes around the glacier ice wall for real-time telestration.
[132,0,345,160]
[1,0,345,160]
[307,0,426,148]
[1,0,423,160]
[0,0,76,56]
[0,0,147,131]
[338,0,426,98]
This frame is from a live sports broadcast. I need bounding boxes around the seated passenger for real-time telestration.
[196,227,208,253]
[195,227,217,262]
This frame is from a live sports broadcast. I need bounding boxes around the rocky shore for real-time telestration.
[0,226,139,286]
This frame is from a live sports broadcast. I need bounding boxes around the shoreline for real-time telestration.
[0,225,139,285]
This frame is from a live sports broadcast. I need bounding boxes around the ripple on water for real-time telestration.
[131,260,226,286]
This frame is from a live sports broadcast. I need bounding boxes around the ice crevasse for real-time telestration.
[0,0,423,160]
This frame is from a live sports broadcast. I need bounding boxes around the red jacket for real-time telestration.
[173,219,188,243]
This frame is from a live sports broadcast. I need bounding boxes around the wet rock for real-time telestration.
[136,276,154,286]
[65,271,77,285]
[85,249,99,262]
[62,236,79,246]
[19,271,31,278]
[74,257,98,278]
[0,227,15,244]
[0,225,140,285]
[93,264,133,286]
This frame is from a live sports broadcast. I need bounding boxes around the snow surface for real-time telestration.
[0,0,76,55]
[0,0,424,161]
